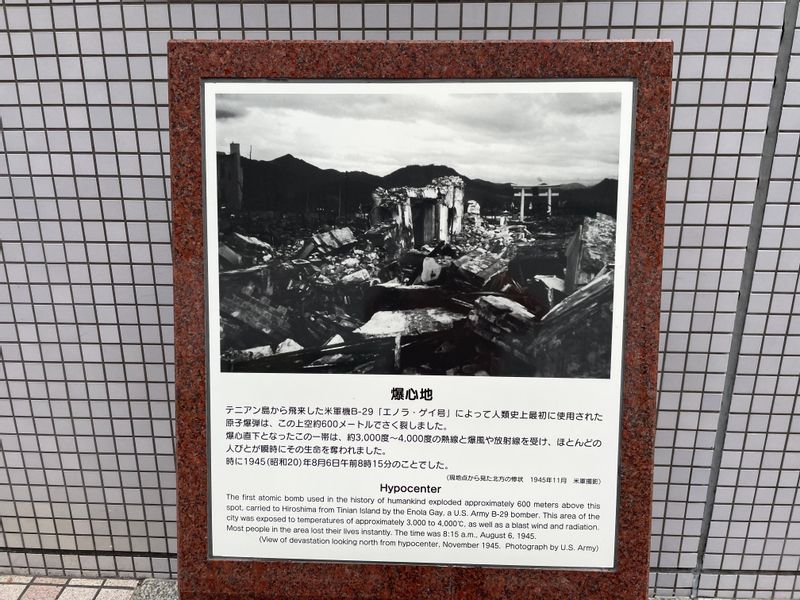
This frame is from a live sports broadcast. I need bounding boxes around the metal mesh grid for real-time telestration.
[695,6,800,600]
[653,3,784,595]
[0,1,797,597]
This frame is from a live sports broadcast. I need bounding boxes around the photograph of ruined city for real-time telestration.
[213,86,625,378]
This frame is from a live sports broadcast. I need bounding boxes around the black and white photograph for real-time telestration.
[209,81,631,378]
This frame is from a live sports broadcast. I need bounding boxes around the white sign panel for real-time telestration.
[203,80,634,569]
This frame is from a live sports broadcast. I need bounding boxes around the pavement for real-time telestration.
[0,575,139,600]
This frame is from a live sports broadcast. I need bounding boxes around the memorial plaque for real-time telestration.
[170,40,671,599]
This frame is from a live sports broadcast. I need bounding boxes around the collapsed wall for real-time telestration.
[565,212,616,293]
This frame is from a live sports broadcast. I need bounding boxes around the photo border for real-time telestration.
[169,40,671,600]
[204,79,633,569]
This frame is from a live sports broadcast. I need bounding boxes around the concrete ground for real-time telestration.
[0,575,139,600]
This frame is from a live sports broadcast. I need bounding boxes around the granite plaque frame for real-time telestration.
[169,40,671,599]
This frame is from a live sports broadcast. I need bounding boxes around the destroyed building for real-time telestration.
[218,164,618,379]
[217,142,243,216]
[370,176,465,250]
[565,212,616,293]
[530,268,614,378]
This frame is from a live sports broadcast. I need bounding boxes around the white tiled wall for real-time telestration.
[0,2,797,597]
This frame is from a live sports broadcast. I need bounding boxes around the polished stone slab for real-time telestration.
[170,39,671,600]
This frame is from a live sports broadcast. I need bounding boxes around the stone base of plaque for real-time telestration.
[131,580,179,600]
[134,583,723,600]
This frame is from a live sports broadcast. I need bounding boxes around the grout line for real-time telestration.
[690,0,800,597]
[0,548,176,560]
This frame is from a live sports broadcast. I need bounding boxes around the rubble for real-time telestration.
[219,243,243,269]
[325,334,345,346]
[311,227,357,254]
[419,257,444,284]
[219,231,275,269]
[297,226,357,259]
[565,213,616,292]
[218,175,617,378]
[340,268,371,284]
[530,269,615,378]
[354,308,466,338]
[469,296,537,363]
[232,232,274,254]
[528,275,566,313]
[276,338,304,354]
[304,309,364,344]
[237,345,274,360]
[508,237,568,278]
[220,290,292,345]
[366,281,449,314]
[453,250,510,289]
[309,352,348,367]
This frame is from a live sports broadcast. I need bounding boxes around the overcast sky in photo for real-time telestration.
[215,90,623,185]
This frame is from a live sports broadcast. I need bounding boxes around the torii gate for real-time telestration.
[512,185,534,220]
[513,183,560,220]
[537,184,559,216]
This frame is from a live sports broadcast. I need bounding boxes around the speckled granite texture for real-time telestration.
[169,40,672,600]
[130,580,178,600]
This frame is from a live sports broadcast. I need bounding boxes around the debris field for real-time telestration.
[218,176,617,378]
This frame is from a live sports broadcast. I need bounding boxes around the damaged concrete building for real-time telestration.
[370,176,465,251]
[217,142,243,215]
[218,169,618,378]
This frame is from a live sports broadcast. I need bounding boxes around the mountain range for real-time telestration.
[236,153,618,218]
